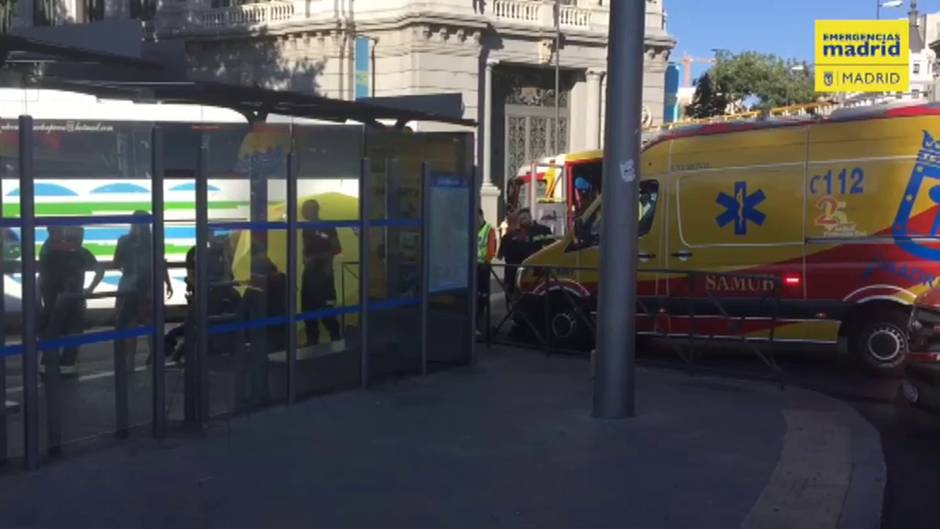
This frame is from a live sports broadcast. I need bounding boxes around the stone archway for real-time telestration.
[492,65,574,215]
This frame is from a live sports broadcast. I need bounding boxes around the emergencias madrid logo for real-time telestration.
[814,20,909,93]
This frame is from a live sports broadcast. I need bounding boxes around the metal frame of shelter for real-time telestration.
[0,35,478,471]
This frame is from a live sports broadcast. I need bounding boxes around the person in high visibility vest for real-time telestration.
[477,208,497,335]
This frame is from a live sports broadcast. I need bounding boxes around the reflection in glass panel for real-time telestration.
[195,124,291,414]
[292,125,363,396]
[0,120,19,463]
[427,292,473,370]
[30,221,156,452]
[365,226,422,381]
[13,120,161,450]
[1,235,21,462]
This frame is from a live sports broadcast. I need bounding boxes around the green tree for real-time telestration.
[686,51,815,118]
[685,72,729,118]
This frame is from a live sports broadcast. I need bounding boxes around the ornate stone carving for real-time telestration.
[417,25,432,41]
[505,86,568,108]
[538,39,555,65]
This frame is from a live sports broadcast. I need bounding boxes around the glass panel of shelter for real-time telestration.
[0,118,22,463]
[422,133,475,370]
[184,124,291,420]
[292,124,363,397]
[363,129,423,382]
[0,117,476,468]
[3,119,162,459]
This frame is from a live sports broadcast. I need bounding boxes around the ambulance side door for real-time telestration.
[665,127,808,338]
[636,141,670,300]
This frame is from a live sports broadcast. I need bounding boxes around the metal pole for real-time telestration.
[114,305,129,438]
[592,0,645,419]
[554,0,561,154]
[877,0,880,20]
[385,159,401,300]
[468,165,479,366]
[194,135,209,427]
[151,127,167,438]
[286,152,298,403]
[419,162,430,376]
[19,115,39,468]
[359,157,369,387]
[371,38,377,99]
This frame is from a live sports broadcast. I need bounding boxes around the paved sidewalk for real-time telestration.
[0,346,884,529]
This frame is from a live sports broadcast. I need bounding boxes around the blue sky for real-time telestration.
[669,0,940,80]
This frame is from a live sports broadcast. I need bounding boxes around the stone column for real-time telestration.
[480,59,501,226]
[585,69,605,150]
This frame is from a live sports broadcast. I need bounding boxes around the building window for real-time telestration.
[914,63,921,75]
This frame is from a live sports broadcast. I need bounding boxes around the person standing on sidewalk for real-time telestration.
[477,208,497,335]
[42,226,104,376]
[301,199,342,345]
[37,226,63,335]
[498,211,527,309]
[113,212,173,367]
[517,208,554,256]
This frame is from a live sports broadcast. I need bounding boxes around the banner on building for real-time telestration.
[355,36,371,100]
[814,20,909,93]
[663,63,680,124]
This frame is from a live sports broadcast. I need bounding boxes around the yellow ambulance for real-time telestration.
[518,103,940,374]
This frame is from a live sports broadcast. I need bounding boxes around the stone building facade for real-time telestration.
[154,0,675,220]
[4,0,676,221]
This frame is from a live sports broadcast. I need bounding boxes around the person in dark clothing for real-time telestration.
[498,208,554,332]
[165,244,241,364]
[236,244,287,407]
[38,226,64,335]
[243,243,288,352]
[498,211,528,307]
[517,208,554,256]
[301,199,342,345]
[42,226,104,374]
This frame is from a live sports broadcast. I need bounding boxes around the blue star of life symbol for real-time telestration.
[715,181,766,235]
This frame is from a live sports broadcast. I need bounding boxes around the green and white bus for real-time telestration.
[1,88,363,313]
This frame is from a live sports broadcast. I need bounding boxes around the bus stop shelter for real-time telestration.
[0,35,479,471]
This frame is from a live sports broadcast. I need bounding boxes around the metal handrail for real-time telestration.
[482,263,785,385]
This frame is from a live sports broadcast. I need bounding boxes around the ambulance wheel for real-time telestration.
[850,310,908,377]
[546,293,593,351]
